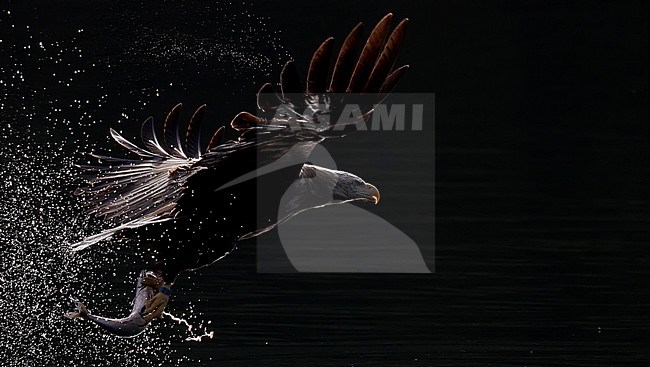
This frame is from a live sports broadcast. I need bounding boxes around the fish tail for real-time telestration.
[65,300,90,319]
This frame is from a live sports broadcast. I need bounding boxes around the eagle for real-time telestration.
[72,13,410,323]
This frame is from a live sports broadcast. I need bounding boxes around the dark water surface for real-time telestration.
[1,0,648,366]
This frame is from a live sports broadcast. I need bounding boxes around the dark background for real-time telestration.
[2,0,648,365]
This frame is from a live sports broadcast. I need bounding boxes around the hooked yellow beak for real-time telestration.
[364,183,380,204]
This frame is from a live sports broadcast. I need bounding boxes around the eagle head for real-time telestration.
[297,164,381,209]
[332,172,380,204]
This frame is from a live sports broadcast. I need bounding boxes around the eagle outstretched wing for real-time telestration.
[72,13,409,251]
[241,13,409,133]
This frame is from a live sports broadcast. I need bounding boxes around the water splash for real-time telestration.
[0,1,288,365]
[163,311,215,342]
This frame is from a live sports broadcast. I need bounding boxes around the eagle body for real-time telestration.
[134,162,307,280]
[73,13,409,284]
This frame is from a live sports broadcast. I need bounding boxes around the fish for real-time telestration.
[66,270,158,338]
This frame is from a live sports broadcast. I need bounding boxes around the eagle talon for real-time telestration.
[143,290,170,323]
[141,276,163,288]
